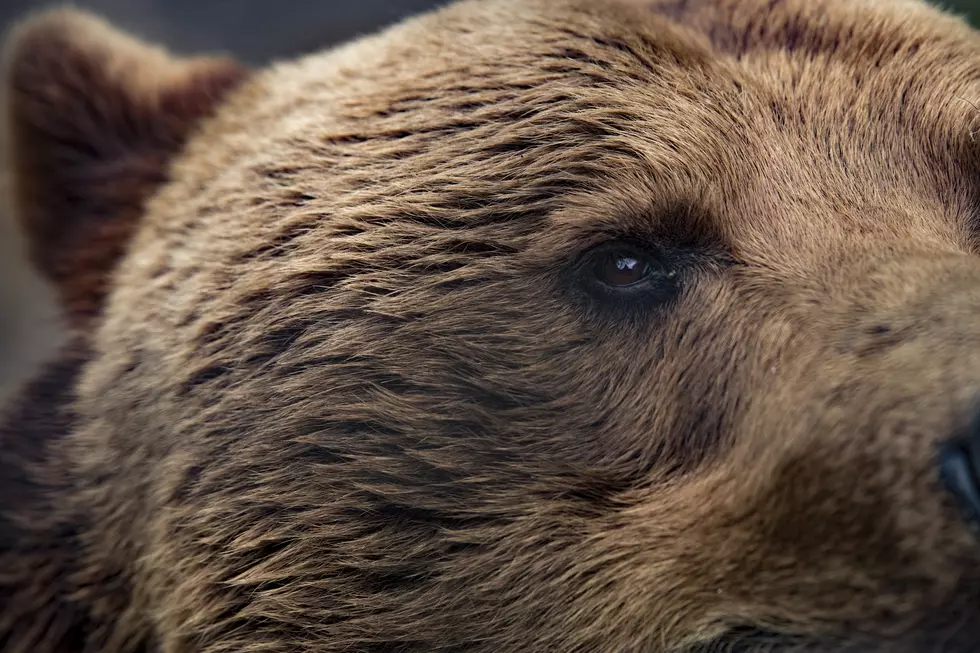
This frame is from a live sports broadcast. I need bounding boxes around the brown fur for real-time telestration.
[2,9,247,328]
[3,0,980,650]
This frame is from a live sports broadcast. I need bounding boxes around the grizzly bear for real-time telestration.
[4,0,980,650]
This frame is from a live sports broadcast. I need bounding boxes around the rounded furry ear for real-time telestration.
[1,8,248,327]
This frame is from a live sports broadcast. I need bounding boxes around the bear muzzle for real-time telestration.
[939,406,980,535]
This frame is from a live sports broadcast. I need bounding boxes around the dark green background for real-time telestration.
[945,0,980,23]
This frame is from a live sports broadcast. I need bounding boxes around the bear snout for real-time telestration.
[939,407,980,535]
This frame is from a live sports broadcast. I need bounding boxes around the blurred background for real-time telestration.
[0,0,980,405]
[0,0,444,64]
[0,1,976,65]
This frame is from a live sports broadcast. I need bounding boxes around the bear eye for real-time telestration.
[586,242,677,288]
[573,241,682,309]
[594,250,653,287]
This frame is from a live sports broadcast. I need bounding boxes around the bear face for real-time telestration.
[4,0,980,651]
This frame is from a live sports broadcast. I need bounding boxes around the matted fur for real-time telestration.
[4,0,980,651]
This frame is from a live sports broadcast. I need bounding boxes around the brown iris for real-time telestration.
[595,250,651,287]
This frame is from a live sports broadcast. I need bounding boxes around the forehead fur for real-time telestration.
[135,0,980,292]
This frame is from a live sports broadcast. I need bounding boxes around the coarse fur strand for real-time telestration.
[4,0,980,651]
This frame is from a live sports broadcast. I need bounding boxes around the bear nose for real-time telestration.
[940,412,980,532]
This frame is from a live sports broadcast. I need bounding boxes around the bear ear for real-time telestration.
[1,8,248,327]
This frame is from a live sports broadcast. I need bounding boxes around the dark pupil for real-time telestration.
[599,253,648,286]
